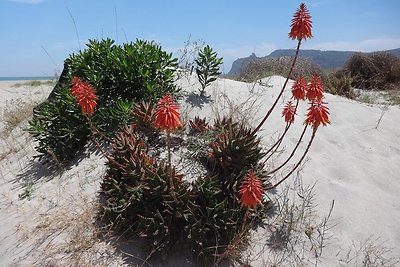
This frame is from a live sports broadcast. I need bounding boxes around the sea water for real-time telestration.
[0,76,53,81]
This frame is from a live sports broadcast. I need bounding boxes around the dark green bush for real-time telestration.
[28,87,90,164]
[29,38,179,165]
[342,52,400,90]
[93,99,136,138]
[326,73,357,99]
[67,39,179,104]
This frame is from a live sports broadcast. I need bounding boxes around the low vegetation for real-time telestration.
[28,38,179,165]
[11,80,56,88]
[195,44,223,96]
[326,73,357,99]
[325,52,400,105]
[2,99,39,137]
[236,56,327,84]
[341,52,400,91]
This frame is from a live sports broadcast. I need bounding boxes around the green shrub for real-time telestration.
[327,73,357,99]
[93,99,136,138]
[67,39,179,104]
[195,45,223,96]
[238,56,327,84]
[28,38,179,165]
[28,87,90,164]
[343,52,400,90]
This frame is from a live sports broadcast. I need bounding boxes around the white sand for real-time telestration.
[0,76,399,266]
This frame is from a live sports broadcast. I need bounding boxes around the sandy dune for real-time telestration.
[0,76,399,266]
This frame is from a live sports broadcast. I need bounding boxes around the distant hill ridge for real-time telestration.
[227,48,400,76]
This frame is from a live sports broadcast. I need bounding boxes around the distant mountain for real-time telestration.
[227,48,400,76]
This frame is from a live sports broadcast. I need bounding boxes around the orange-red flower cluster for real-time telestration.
[306,75,324,101]
[282,101,296,123]
[305,100,330,128]
[239,170,263,209]
[70,77,98,116]
[289,3,313,41]
[291,75,323,102]
[286,75,330,128]
[292,76,308,100]
[155,94,183,132]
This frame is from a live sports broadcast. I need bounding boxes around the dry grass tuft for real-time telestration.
[339,237,400,267]
[240,172,336,266]
[17,196,127,267]
[0,146,19,161]
[1,98,38,137]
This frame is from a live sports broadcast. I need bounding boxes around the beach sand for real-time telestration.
[0,76,399,266]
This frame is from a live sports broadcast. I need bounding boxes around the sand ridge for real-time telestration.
[0,76,399,266]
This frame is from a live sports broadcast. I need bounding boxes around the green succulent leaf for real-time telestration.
[195,44,223,96]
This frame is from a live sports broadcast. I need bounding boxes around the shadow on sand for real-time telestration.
[185,92,213,108]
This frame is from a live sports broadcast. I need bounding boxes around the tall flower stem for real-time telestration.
[166,131,176,199]
[241,208,250,231]
[154,94,182,201]
[263,99,299,163]
[268,124,308,175]
[266,127,317,190]
[251,40,302,136]
[167,131,172,166]
[264,124,290,159]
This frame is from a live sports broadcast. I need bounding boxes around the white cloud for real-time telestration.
[303,38,400,52]
[8,0,47,4]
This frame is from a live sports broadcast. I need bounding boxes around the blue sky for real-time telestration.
[1,0,399,77]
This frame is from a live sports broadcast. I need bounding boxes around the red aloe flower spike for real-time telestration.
[306,75,324,101]
[155,94,183,195]
[155,94,183,132]
[71,77,83,98]
[282,101,296,124]
[251,4,313,136]
[70,77,98,116]
[289,3,313,41]
[239,170,263,209]
[305,100,330,129]
[292,76,308,100]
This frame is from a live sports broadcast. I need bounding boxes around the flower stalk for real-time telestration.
[266,126,317,190]
[267,124,308,175]
[154,94,183,199]
[250,40,302,136]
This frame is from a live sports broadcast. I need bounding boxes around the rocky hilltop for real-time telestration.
[227,48,400,76]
